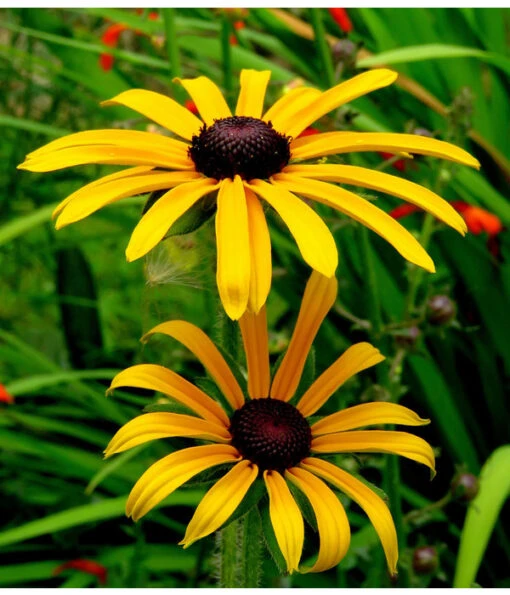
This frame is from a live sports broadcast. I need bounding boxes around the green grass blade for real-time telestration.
[454,445,510,587]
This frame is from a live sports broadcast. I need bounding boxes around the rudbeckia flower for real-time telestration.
[105,271,435,574]
[19,69,479,319]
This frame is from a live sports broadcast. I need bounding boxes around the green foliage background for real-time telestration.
[1,6,509,588]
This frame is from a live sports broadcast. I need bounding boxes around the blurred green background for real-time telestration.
[1,7,509,588]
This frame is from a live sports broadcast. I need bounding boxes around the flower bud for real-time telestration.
[450,472,479,502]
[427,295,456,326]
[395,326,421,349]
[412,546,439,575]
[413,127,434,138]
[332,39,358,70]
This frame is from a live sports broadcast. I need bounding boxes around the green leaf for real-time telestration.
[0,203,58,248]
[0,114,70,137]
[358,44,510,76]
[6,369,120,397]
[454,445,510,587]
[0,491,202,548]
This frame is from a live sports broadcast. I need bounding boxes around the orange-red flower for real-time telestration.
[54,560,107,585]
[329,8,353,33]
[0,384,14,404]
[379,151,408,172]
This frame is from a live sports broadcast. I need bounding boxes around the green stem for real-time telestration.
[239,508,264,587]
[360,226,383,338]
[309,8,336,87]
[220,16,234,106]
[217,521,239,587]
[163,8,185,102]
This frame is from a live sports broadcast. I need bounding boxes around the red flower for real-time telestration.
[0,384,14,404]
[379,151,408,172]
[54,560,107,585]
[329,8,353,33]
[390,201,503,257]
[185,100,199,115]
[229,20,246,45]
[99,10,159,71]
[298,127,320,138]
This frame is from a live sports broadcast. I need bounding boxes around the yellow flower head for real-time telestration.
[19,69,479,320]
[105,271,435,575]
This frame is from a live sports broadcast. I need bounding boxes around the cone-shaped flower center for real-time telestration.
[230,398,311,471]
[189,116,291,181]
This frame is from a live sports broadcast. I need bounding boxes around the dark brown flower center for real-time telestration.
[188,116,291,181]
[229,398,311,471]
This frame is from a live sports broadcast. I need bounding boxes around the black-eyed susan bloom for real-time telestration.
[105,271,435,574]
[19,69,479,320]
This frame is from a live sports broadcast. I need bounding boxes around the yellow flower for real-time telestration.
[18,69,479,320]
[105,271,435,574]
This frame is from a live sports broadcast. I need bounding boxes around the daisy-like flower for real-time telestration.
[105,271,435,574]
[19,69,479,320]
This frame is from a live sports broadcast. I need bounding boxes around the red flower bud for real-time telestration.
[412,546,439,575]
[54,559,107,585]
[451,472,479,502]
[329,8,353,33]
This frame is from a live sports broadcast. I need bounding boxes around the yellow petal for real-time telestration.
[104,412,230,457]
[297,343,385,418]
[247,179,337,278]
[108,363,230,426]
[19,145,193,173]
[286,466,350,573]
[312,402,430,436]
[56,170,202,229]
[143,320,245,410]
[126,178,219,261]
[291,131,480,169]
[283,163,467,235]
[52,166,154,219]
[216,177,251,321]
[25,129,190,160]
[270,271,337,402]
[235,69,271,118]
[244,187,272,313]
[239,307,270,400]
[175,76,231,126]
[263,470,304,573]
[272,174,435,273]
[312,430,436,474]
[126,444,240,521]
[263,86,322,136]
[302,457,398,576]
[286,69,398,139]
[180,460,258,547]
[101,89,203,140]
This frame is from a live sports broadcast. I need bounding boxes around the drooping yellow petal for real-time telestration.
[247,179,337,278]
[126,444,241,521]
[263,470,304,573]
[216,177,251,321]
[235,69,271,118]
[104,412,231,457]
[176,76,231,126]
[297,343,384,418]
[52,166,155,219]
[126,178,219,262]
[239,307,270,400]
[270,271,337,402]
[312,431,436,474]
[180,460,258,547]
[143,320,245,410]
[108,363,230,426]
[19,146,193,173]
[286,467,350,573]
[101,89,203,140]
[283,164,467,235]
[55,170,202,229]
[244,187,272,313]
[263,86,322,136]
[312,402,430,436]
[302,457,398,576]
[286,69,398,139]
[25,129,190,160]
[272,174,435,273]
[290,131,480,169]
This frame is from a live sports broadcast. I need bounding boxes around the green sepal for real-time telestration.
[259,496,287,574]
[221,477,266,529]
[142,401,197,416]
[143,190,217,238]
[194,377,235,417]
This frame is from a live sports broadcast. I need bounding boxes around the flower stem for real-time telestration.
[163,8,185,102]
[359,225,383,338]
[309,8,336,87]
[220,16,234,106]
[239,508,264,587]
[217,521,239,587]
